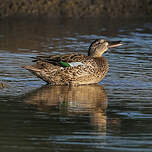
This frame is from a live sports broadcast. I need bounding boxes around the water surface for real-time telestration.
[0,18,152,152]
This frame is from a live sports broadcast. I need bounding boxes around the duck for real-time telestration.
[23,39,122,85]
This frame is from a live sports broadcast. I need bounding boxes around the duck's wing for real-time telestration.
[32,53,90,67]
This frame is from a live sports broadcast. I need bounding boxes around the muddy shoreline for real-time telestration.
[0,0,152,18]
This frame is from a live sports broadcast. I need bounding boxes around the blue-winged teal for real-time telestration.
[23,39,122,85]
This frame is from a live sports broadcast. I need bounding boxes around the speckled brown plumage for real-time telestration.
[23,39,122,85]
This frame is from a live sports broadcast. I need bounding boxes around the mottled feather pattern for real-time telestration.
[24,53,108,85]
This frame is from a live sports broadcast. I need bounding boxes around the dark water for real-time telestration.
[0,17,152,152]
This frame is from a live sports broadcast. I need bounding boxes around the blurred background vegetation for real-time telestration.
[0,0,152,18]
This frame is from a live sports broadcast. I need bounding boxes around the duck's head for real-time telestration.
[88,39,122,57]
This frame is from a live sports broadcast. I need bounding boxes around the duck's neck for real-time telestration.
[88,48,106,57]
[88,51,104,57]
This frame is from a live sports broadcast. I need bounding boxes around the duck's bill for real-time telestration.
[108,41,123,48]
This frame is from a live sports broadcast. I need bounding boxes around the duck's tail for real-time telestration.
[22,65,41,73]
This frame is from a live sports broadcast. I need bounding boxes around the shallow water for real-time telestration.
[0,17,152,152]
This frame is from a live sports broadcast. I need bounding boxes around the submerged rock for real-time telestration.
[0,82,8,89]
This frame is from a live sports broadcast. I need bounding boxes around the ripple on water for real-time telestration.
[0,18,152,152]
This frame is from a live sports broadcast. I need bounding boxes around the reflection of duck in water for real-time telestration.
[23,39,122,85]
[24,84,108,132]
